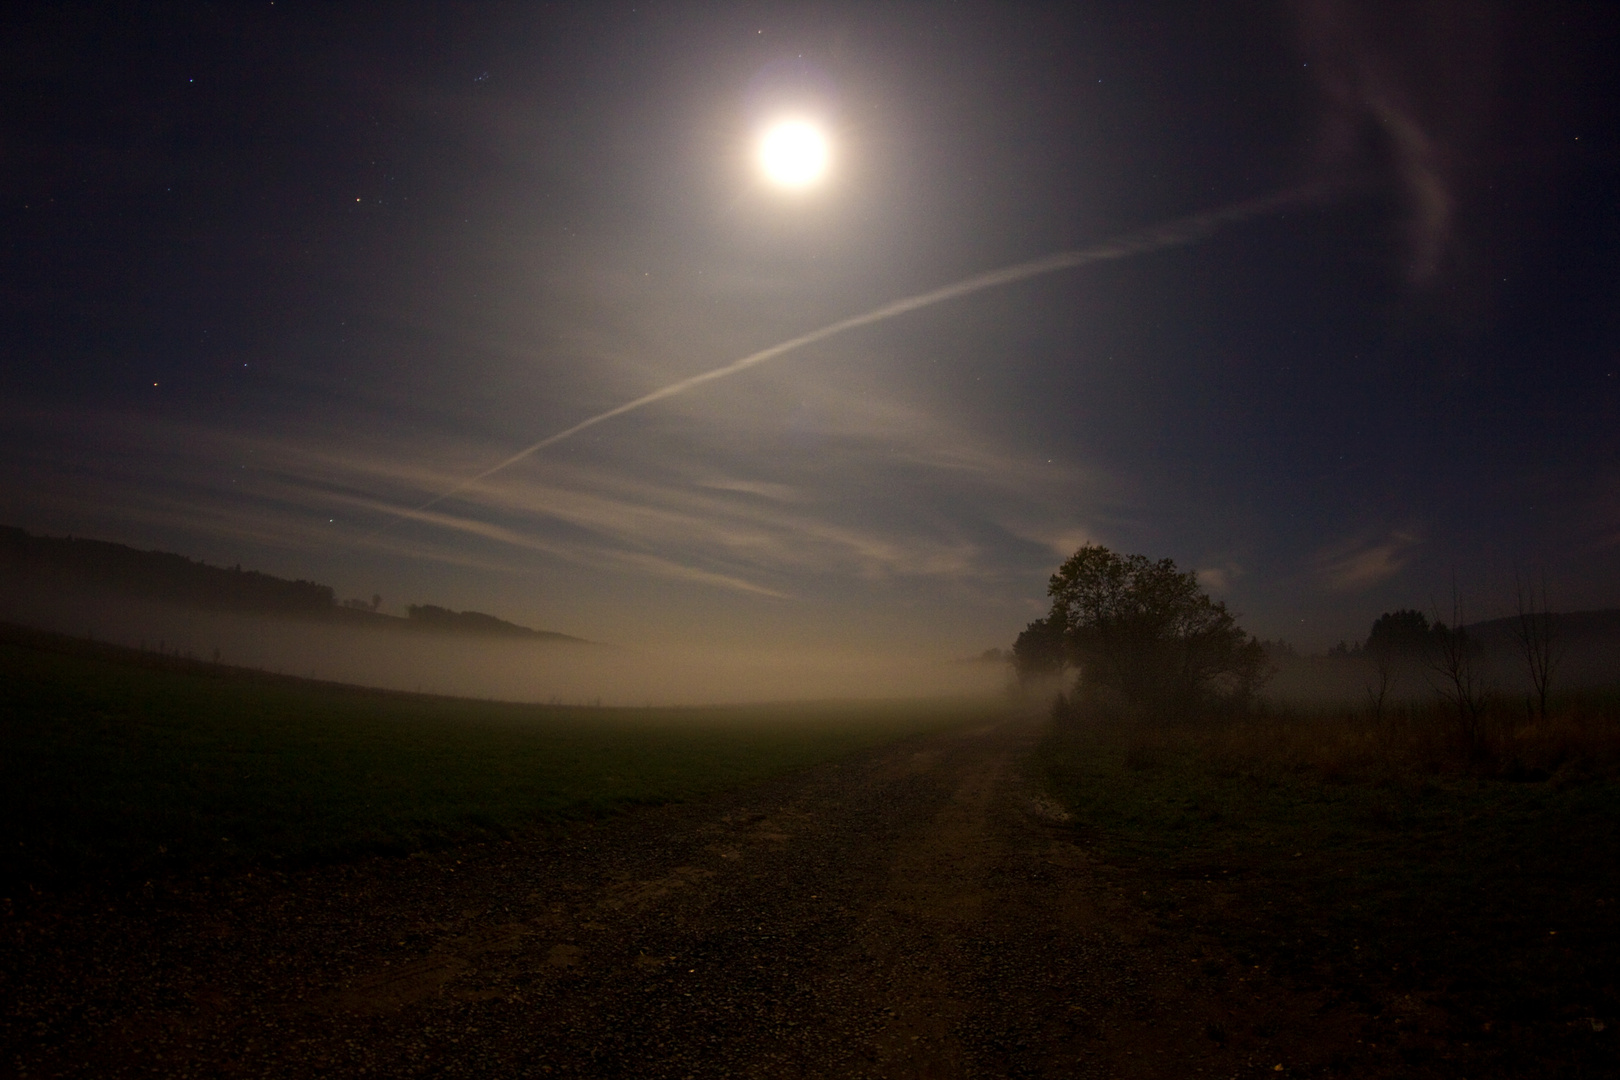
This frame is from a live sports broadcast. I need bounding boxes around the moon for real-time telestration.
[756,118,830,190]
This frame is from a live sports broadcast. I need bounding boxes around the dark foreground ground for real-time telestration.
[5,713,1435,1080]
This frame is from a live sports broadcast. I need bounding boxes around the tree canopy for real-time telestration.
[1365,609,1436,658]
[1012,614,1066,686]
[1017,544,1269,717]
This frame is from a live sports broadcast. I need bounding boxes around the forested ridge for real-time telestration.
[0,526,587,643]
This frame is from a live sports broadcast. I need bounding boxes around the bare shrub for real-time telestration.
[1429,586,1488,759]
[1513,571,1564,721]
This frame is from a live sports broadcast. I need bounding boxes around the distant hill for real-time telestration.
[403,604,585,642]
[1464,609,1620,688]
[1321,609,1620,659]
[0,525,590,644]
[1466,609,1620,645]
[0,525,335,615]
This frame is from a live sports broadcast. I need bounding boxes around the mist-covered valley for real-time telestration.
[0,587,1003,706]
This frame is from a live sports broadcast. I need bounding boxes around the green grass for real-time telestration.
[1037,710,1620,1076]
[0,629,984,888]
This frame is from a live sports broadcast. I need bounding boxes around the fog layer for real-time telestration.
[2,591,1003,706]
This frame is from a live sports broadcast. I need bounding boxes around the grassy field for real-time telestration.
[0,626,984,890]
[1037,699,1620,1076]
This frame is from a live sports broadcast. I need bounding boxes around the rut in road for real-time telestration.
[8,713,1359,1078]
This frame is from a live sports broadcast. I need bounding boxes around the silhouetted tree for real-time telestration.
[1365,609,1433,656]
[1012,615,1066,687]
[1362,609,1431,722]
[1041,544,1269,718]
[1259,639,1297,661]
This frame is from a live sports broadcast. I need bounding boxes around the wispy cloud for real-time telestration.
[1295,0,1497,285]
[390,180,1350,524]
[2,398,1106,608]
[696,478,799,502]
[1314,530,1423,592]
[1197,565,1240,594]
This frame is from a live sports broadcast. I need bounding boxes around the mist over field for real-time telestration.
[1262,628,1620,708]
[0,589,1002,706]
[5,5,1619,1075]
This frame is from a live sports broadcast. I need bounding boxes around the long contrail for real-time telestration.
[385,177,1354,528]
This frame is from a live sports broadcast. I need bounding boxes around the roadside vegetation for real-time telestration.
[0,625,981,892]
[1037,699,1619,1076]
[1024,544,1620,1075]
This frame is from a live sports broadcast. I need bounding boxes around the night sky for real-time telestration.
[3,1,1617,658]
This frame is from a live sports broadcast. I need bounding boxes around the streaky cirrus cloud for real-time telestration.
[1314,529,1424,592]
[386,178,1359,529]
[1296,0,1501,285]
[0,398,1103,618]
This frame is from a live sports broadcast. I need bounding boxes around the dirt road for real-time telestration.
[6,712,1361,1077]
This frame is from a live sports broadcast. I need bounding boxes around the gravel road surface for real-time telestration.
[5,712,1362,1078]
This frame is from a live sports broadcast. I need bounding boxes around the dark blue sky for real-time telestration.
[2,0,1616,655]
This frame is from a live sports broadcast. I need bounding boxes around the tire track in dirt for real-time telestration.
[841,741,1009,1077]
[4,711,1368,1078]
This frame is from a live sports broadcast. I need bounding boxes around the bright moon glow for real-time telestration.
[756,119,829,189]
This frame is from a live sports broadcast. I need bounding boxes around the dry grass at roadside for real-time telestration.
[1036,693,1620,1078]
[1149,693,1620,786]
